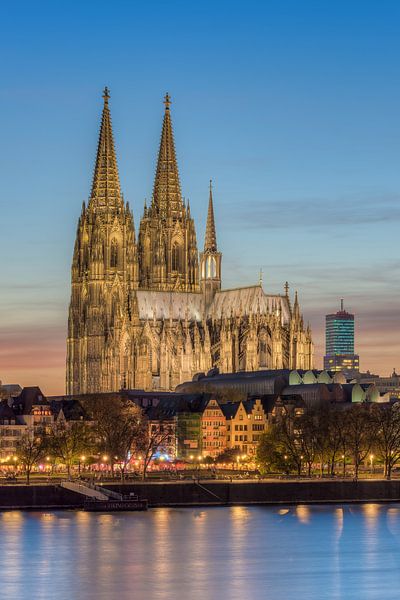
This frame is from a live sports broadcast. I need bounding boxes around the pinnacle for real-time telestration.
[204,179,217,252]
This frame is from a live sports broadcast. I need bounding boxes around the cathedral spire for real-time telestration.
[200,179,222,304]
[89,87,123,210]
[204,179,218,252]
[152,93,182,216]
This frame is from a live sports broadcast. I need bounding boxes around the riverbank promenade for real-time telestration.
[2,478,400,510]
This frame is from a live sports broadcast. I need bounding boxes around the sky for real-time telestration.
[0,0,399,394]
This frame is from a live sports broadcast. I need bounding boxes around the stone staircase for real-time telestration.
[60,480,109,501]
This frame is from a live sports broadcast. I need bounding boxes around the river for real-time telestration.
[1,504,400,599]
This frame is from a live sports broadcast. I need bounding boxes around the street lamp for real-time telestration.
[283,455,288,475]
[341,454,346,477]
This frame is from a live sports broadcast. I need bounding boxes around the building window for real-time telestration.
[172,243,181,271]
[110,239,118,268]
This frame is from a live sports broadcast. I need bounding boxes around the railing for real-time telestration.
[194,480,225,503]
[88,482,124,501]
[60,480,108,501]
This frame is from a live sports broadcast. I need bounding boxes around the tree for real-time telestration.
[297,409,320,476]
[371,402,400,479]
[83,394,145,477]
[215,447,242,465]
[274,407,303,476]
[16,433,47,485]
[324,408,348,476]
[47,421,95,478]
[256,427,294,474]
[344,404,374,480]
[139,421,174,480]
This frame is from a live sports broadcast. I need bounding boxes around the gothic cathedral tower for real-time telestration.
[66,89,138,394]
[138,94,199,292]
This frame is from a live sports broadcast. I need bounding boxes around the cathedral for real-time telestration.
[66,89,313,395]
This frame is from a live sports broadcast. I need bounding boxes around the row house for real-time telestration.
[0,400,27,460]
[222,398,275,458]
[145,397,208,460]
[0,387,89,460]
[12,387,54,436]
[201,398,227,458]
[144,395,275,461]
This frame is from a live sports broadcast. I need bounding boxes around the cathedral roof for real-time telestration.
[136,290,204,321]
[207,285,291,324]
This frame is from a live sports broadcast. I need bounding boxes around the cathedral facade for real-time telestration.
[66,89,313,395]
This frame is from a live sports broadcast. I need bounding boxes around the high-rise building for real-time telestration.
[66,89,314,394]
[324,299,359,375]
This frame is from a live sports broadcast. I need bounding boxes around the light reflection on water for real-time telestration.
[1,504,400,599]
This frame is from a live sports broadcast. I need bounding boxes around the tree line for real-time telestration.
[15,395,171,483]
[256,401,400,480]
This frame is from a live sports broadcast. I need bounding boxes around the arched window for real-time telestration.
[143,236,151,269]
[259,331,271,368]
[120,339,130,389]
[259,341,267,367]
[172,243,181,271]
[110,239,118,268]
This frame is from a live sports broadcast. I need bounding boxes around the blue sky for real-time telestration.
[1,0,399,392]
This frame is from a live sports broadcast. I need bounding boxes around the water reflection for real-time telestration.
[0,505,400,599]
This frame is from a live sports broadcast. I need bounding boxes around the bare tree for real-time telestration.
[16,433,47,485]
[274,406,303,476]
[371,402,400,479]
[139,421,174,480]
[344,404,374,480]
[83,394,145,477]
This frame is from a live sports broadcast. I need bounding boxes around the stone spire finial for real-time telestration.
[284,281,289,296]
[259,268,263,287]
[164,92,171,109]
[204,179,217,252]
[103,86,110,103]
[89,88,123,210]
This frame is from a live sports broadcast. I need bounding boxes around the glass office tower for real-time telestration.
[324,299,359,375]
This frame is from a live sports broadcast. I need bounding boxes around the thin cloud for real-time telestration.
[229,193,400,229]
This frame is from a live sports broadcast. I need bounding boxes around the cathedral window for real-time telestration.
[259,340,267,367]
[172,243,181,272]
[110,239,118,268]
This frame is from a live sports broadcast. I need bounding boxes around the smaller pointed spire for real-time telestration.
[204,179,217,252]
[284,281,289,296]
[259,268,263,287]
[293,290,300,318]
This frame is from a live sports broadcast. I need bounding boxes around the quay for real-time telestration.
[1,479,400,510]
